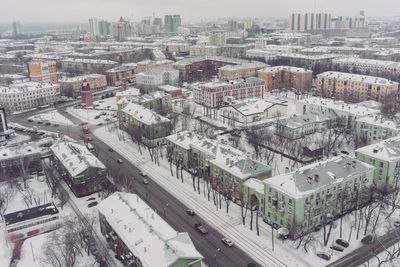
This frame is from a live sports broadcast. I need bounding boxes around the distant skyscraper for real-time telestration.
[98,20,111,36]
[164,15,181,32]
[290,13,331,32]
[12,21,21,36]
[112,17,132,41]
[89,18,99,36]
[228,20,238,32]
[153,17,162,28]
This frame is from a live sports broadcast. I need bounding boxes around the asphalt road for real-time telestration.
[11,107,260,267]
[327,228,400,267]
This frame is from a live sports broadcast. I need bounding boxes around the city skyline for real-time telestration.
[1,0,400,24]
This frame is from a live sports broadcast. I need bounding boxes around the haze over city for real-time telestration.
[1,0,400,24]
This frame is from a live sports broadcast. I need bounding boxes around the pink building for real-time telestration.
[194,77,264,108]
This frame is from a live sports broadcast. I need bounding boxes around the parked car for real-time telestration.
[336,238,349,248]
[361,234,374,244]
[45,122,51,126]
[247,263,261,267]
[53,124,59,127]
[88,201,98,208]
[341,150,350,155]
[186,209,195,216]
[108,148,114,152]
[27,119,33,122]
[316,252,331,261]
[117,159,123,164]
[87,197,96,201]
[97,123,103,126]
[330,244,344,252]
[222,237,234,247]
[142,178,149,185]
[37,121,43,124]
[141,171,147,177]
[394,220,400,228]
[194,223,208,235]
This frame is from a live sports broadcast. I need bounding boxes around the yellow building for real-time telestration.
[27,60,58,83]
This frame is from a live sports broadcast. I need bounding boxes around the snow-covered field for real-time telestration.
[66,106,116,125]
[28,109,74,126]
[92,97,118,110]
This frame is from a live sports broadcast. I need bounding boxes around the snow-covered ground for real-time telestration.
[28,109,74,126]
[92,97,118,110]
[66,106,116,125]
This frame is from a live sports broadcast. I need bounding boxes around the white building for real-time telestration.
[5,202,60,242]
[220,97,288,126]
[332,57,400,76]
[89,18,100,36]
[0,82,60,112]
[355,115,399,145]
[136,68,179,90]
[97,192,203,267]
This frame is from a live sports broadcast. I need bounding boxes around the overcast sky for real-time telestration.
[1,0,399,24]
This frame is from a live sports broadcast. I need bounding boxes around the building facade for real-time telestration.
[59,58,118,74]
[316,71,399,103]
[355,115,399,146]
[263,156,374,238]
[257,66,313,92]
[59,74,107,98]
[290,13,332,32]
[106,63,136,86]
[135,68,179,92]
[27,60,58,83]
[218,62,268,81]
[0,82,60,112]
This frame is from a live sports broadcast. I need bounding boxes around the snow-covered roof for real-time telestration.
[279,112,335,129]
[165,131,199,150]
[106,63,137,73]
[97,192,203,267]
[0,82,60,94]
[332,57,400,69]
[50,140,105,178]
[264,156,374,198]
[356,115,398,131]
[317,71,398,86]
[258,65,312,74]
[199,77,263,89]
[158,85,182,92]
[121,102,170,125]
[356,136,400,162]
[229,98,287,116]
[299,97,380,117]
[0,141,42,161]
[115,88,141,98]
[59,74,105,83]
[136,67,178,76]
[61,58,118,64]
[218,62,268,71]
[173,56,250,66]
[243,178,264,194]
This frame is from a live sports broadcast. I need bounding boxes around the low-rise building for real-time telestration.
[218,62,268,81]
[220,97,288,126]
[136,59,174,73]
[194,77,264,109]
[158,85,184,100]
[165,131,272,197]
[118,91,172,114]
[275,113,337,139]
[296,97,380,129]
[190,45,221,57]
[355,115,399,146]
[97,192,203,267]
[59,74,107,98]
[332,57,400,78]
[4,203,60,242]
[356,137,400,191]
[263,156,374,238]
[118,102,171,146]
[316,71,399,103]
[106,63,137,86]
[136,68,179,92]
[0,82,60,112]
[50,140,106,197]
[59,58,118,74]
[257,66,313,92]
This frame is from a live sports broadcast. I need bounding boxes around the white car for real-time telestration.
[222,237,234,247]
[141,171,147,177]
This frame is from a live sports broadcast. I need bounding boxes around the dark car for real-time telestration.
[317,252,331,261]
[108,148,114,152]
[27,119,33,122]
[330,244,344,252]
[53,124,59,127]
[37,121,43,124]
[336,238,349,248]
[87,197,96,202]
[45,122,51,126]
[247,263,261,267]
[194,223,208,235]
[341,150,350,155]
[361,234,374,244]
[117,159,123,164]
[88,201,98,208]
[186,209,195,216]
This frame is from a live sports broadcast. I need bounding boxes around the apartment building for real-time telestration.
[332,57,400,77]
[136,59,174,73]
[355,115,399,145]
[356,137,400,191]
[0,82,60,112]
[59,74,107,98]
[189,45,221,57]
[263,156,374,238]
[218,62,268,81]
[59,58,118,74]
[220,97,288,126]
[316,71,399,102]
[165,131,272,197]
[51,140,106,197]
[118,102,171,146]
[275,113,337,139]
[257,66,313,92]
[105,63,137,86]
[194,77,264,109]
[135,68,179,91]
[27,60,58,83]
[290,13,332,32]
[117,91,172,114]
[98,192,203,267]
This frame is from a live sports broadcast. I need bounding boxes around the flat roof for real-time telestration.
[4,202,59,226]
